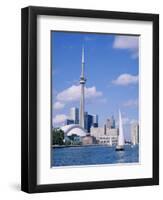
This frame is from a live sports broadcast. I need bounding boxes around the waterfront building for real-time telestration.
[64,135,81,145]
[90,126,118,145]
[81,135,96,145]
[131,123,139,145]
[61,124,87,137]
[69,107,79,124]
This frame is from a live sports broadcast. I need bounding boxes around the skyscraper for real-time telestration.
[87,114,93,133]
[69,107,79,124]
[79,47,86,128]
[84,111,88,131]
[111,115,116,128]
[106,115,115,129]
[92,114,98,127]
[131,123,139,145]
[65,119,74,125]
[84,114,98,132]
[106,119,111,128]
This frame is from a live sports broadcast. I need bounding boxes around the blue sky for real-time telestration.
[51,31,139,140]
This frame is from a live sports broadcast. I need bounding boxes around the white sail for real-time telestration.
[118,110,124,146]
[110,137,112,146]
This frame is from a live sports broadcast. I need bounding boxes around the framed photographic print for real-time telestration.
[21,6,159,193]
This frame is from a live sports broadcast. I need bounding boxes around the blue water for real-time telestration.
[52,145,139,167]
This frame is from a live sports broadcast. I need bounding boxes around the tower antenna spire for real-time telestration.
[81,46,85,77]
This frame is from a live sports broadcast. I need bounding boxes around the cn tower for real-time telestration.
[79,47,86,128]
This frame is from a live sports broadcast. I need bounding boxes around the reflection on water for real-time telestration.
[52,145,139,167]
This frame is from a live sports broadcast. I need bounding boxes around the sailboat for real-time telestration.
[116,110,125,151]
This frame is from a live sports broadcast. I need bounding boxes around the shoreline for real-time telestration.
[52,144,133,148]
[52,144,102,148]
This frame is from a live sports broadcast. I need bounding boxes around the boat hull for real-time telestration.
[116,145,124,151]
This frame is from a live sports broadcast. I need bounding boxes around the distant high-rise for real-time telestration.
[92,114,98,127]
[131,123,139,145]
[65,119,74,125]
[111,116,116,128]
[106,115,115,129]
[84,112,88,131]
[83,114,98,132]
[87,115,93,133]
[70,107,79,124]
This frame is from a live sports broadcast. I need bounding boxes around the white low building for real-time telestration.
[61,124,87,137]
[90,126,118,145]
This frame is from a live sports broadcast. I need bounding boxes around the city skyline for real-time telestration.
[64,106,99,133]
[52,31,139,140]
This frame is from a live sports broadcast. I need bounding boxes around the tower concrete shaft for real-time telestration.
[79,47,86,128]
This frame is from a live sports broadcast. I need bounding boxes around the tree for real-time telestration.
[52,128,64,145]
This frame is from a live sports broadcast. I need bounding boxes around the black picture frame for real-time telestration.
[21,6,159,193]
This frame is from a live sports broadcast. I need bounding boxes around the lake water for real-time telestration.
[52,145,139,167]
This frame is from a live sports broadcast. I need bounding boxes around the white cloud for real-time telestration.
[53,101,65,110]
[85,97,107,105]
[113,36,138,49]
[53,114,68,125]
[56,85,102,102]
[112,73,138,86]
[113,36,139,58]
[123,99,138,107]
